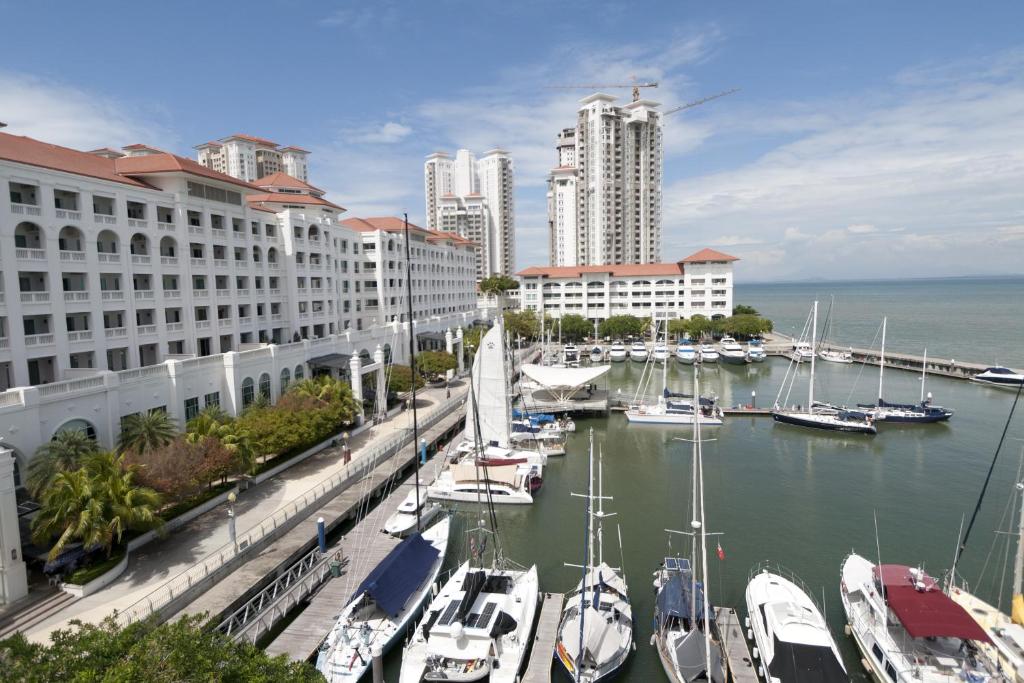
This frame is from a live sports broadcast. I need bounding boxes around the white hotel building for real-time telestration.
[0,132,479,480]
[517,248,737,324]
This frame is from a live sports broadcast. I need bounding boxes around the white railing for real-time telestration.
[67,330,93,342]
[269,288,281,295]
[254,289,265,296]
[131,254,151,265]
[128,219,148,228]
[55,209,82,220]
[136,325,157,335]
[134,290,154,300]
[105,327,127,338]
[193,289,209,298]
[238,316,253,326]
[60,250,86,262]
[236,289,250,297]
[114,396,464,627]
[25,333,54,346]
[157,222,175,232]
[166,322,184,332]
[164,289,181,299]
[212,229,226,239]
[37,375,104,400]
[0,338,8,350]
[118,364,169,383]
[64,291,90,303]
[20,291,50,304]
[218,319,233,327]
[94,214,117,224]
[15,248,45,260]
[196,320,211,330]
[161,256,178,266]
[0,389,23,407]
[11,203,41,216]
[98,252,121,263]
[102,290,125,301]
[214,259,228,269]
[271,313,283,321]
[268,263,280,270]
[191,257,207,267]
[216,289,231,298]
[188,225,205,234]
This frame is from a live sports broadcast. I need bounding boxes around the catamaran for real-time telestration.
[772,301,877,434]
[554,430,634,682]
[717,337,747,365]
[652,366,727,683]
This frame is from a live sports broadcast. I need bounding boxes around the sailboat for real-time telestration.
[848,319,954,424]
[771,301,877,434]
[401,384,540,683]
[554,430,634,682]
[818,296,854,364]
[652,365,727,683]
[384,485,446,538]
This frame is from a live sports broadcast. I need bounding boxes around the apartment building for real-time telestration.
[424,148,515,279]
[547,94,663,267]
[196,134,310,183]
[0,132,478,393]
[517,248,737,323]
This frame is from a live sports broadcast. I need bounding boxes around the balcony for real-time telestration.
[236,289,250,297]
[101,290,125,301]
[196,320,211,330]
[216,289,231,299]
[271,313,283,321]
[166,322,184,332]
[157,221,175,232]
[24,333,54,346]
[137,325,157,336]
[94,214,117,225]
[192,289,209,298]
[161,256,179,266]
[163,289,181,299]
[0,337,8,350]
[268,262,280,270]
[269,288,281,296]
[214,259,228,269]
[98,252,121,264]
[105,327,127,339]
[218,318,232,328]
[211,228,226,240]
[11,202,42,216]
[134,290,155,300]
[254,288,265,296]
[55,209,82,221]
[60,250,86,263]
[20,291,50,304]
[238,316,253,326]
[63,291,90,303]
[67,330,93,343]
[190,257,207,267]
[128,218,148,229]
[188,225,205,235]
[15,248,46,261]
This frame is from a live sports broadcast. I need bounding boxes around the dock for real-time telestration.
[717,606,758,683]
[522,592,564,683]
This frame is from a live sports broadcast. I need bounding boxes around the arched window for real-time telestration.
[130,233,149,255]
[159,236,177,257]
[241,377,255,408]
[58,226,84,252]
[96,229,119,254]
[252,245,262,263]
[294,364,304,380]
[633,280,651,287]
[280,367,291,391]
[14,222,44,249]
[54,418,97,441]
[267,247,278,264]
[655,279,673,286]
[258,373,271,400]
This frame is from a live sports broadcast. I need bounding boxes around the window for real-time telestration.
[294,364,304,381]
[258,373,271,401]
[280,367,291,391]
[184,397,200,421]
[884,663,897,682]
[871,644,884,663]
[204,391,220,408]
[241,377,255,408]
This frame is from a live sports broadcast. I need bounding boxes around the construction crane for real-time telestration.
[548,81,659,102]
[662,88,739,116]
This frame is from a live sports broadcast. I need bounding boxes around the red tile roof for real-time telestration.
[114,153,258,190]
[86,147,124,157]
[122,143,158,151]
[252,171,323,194]
[245,192,344,211]
[0,133,155,189]
[194,141,223,149]
[278,145,309,153]
[340,217,477,247]
[224,133,279,147]
[681,248,739,263]
[516,263,687,277]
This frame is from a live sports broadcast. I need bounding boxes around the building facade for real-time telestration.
[517,248,737,324]
[547,94,663,267]
[424,148,515,279]
[196,134,310,183]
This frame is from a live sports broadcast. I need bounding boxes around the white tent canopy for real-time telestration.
[521,364,610,402]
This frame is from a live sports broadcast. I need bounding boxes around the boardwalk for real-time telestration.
[522,592,564,683]
[716,607,758,683]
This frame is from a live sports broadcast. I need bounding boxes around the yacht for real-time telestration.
[793,342,814,362]
[555,431,633,682]
[652,343,670,363]
[590,345,604,363]
[629,341,649,363]
[745,567,846,682]
[974,367,1024,390]
[400,561,539,683]
[698,343,719,363]
[563,344,581,367]
[626,390,724,426]
[383,486,446,538]
[508,428,566,456]
[676,340,697,365]
[427,459,538,505]
[608,341,628,363]
[746,339,766,363]
[819,348,853,364]
[840,554,999,683]
[317,519,451,682]
[718,337,747,365]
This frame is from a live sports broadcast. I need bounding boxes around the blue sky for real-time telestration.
[2,1,1023,281]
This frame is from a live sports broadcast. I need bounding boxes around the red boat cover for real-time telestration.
[875,565,990,643]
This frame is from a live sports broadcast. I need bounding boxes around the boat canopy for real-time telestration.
[511,409,556,423]
[767,637,847,682]
[350,532,439,617]
[521,364,609,401]
[875,565,990,642]
[656,572,715,623]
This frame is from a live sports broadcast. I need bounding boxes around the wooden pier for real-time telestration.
[717,606,759,683]
[522,592,564,683]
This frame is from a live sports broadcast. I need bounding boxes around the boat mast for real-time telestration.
[540,312,546,367]
[403,214,421,530]
[597,449,605,566]
[661,321,668,397]
[577,429,595,682]
[878,317,887,404]
[1013,482,1024,625]
[689,362,700,623]
[694,366,712,679]
[920,348,927,403]
[808,301,817,410]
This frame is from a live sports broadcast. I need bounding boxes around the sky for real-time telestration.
[1,0,1022,282]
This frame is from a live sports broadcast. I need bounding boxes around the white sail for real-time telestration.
[465,321,512,448]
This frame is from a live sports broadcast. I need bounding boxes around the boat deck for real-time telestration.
[716,607,759,683]
[522,592,565,683]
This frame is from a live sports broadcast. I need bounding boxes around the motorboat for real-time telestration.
[555,431,633,682]
[746,339,766,363]
[383,486,446,538]
[317,518,451,681]
[793,342,814,362]
[511,410,575,434]
[508,428,566,456]
[676,341,697,365]
[626,390,724,426]
[698,343,719,363]
[974,367,1024,390]
[819,348,853,364]
[840,554,999,683]
[745,567,846,682]
[608,341,628,363]
[718,337,747,365]
[590,345,604,363]
[772,302,877,435]
[652,343,670,363]
[629,341,649,363]
[563,344,581,367]
[400,561,539,683]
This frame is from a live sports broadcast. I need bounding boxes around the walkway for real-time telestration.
[23,381,466,642]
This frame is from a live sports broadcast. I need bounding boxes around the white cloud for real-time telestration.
[0,72,173,151]
[343,121,413,144]
[318,2,399,30]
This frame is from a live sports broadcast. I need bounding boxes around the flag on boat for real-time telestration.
[717,542,725,561]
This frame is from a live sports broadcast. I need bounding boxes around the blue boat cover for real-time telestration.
[656,572,716,623]
[350,532,439,618]
[512,409,556,423]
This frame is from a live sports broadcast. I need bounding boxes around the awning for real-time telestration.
[876,565,990,642]
[308,353,352,369]
[350,532,439,617]
[521,364,609,402]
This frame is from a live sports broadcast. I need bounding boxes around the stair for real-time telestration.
[0,589,77,640]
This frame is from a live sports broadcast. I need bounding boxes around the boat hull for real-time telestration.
[719,353,747,365]
[609,352,627,363]
[771,411,877,434]
[625,411,723,426]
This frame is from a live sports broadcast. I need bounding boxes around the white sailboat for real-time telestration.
[818,296,854,364]
[384,485,446,538]
[555,429,634,682]
[652,365,727,683]
[625,347,723,426]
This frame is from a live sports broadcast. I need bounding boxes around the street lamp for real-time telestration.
[341,431,351,464]
[227,491,237,550]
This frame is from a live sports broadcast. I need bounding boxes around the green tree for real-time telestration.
[683,314,716,340]
[667,319,690,340]
[84,451,163,555]
[598,315,647,340]
[478,274,519,297]
[733,304,759,316]
[0,614,322,682]
[717,314,774,339]
[418,350,457,381]
[387,364,425,393]
[118,410,177,455]
[503,309,539,342]
[186,412,257,475]
[26,430,98,499]
[557,314,593,342]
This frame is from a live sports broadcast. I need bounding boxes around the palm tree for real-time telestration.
[186,417,258,474]
[26,430,98,499]
[119,410,177,455]
[30,468,106,561]
[288,377,336,402]
[88,452,162,554]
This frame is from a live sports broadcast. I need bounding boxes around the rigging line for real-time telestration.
[846,321,883,405]
[974,454,1022,593]
[957,379,1024,564]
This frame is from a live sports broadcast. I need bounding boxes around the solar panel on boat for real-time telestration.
[439,599,461,626]
[664,557,691,572]
[467,601,498,629]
